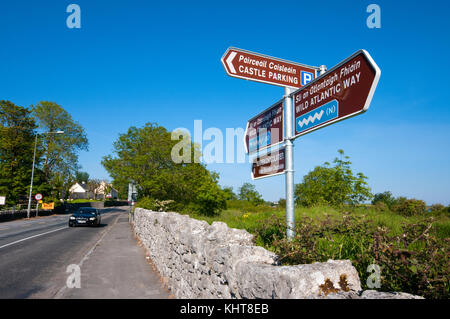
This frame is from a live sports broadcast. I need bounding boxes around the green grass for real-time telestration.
[183,203,450,242]
[67,199,102,203]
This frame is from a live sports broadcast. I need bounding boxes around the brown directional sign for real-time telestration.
[293,50,381,138]
[244,100,283,154]
[222,47,319,88]
[252,147,285,180]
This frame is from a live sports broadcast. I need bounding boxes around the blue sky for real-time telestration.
[1,0,449,205]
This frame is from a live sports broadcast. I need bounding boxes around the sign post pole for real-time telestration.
[284,87,295,240]
[285,65,327,240]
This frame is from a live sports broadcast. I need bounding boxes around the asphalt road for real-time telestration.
[0,207,169,299]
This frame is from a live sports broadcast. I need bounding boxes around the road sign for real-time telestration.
[245,100,284,154]
[251,146,286,180]
[293,50,381,138]
[221,47,319,88]
[35,193,43,201]
[42,202,54,210]
[0,196,5,205]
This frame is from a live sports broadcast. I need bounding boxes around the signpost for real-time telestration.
[293,50,381,138]
[222,47,319,88]
[244,101,284,154]
[251,147,286,179]
[35,194,43,201]
[222,47,380,240]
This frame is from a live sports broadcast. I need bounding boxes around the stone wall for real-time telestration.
[133,208,423,299]
[133,208,365,298]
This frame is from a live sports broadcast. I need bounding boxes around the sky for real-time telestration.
[1,0,449,205]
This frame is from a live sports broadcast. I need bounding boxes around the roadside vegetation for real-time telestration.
[135,149,449,299]
[185,203,449,299]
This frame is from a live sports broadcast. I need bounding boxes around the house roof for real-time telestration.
[69,182,88,193]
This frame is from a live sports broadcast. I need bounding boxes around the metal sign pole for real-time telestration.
[284,87,295,240]
[284,65,327,240]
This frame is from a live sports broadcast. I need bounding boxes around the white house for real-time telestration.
[94,181,118,200]
[68,182,93,200]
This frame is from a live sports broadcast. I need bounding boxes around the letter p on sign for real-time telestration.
[301,71,313,86]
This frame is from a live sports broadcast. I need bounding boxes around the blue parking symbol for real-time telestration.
[301,71,313,85]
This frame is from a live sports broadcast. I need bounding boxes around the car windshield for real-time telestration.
[77,209,96,215]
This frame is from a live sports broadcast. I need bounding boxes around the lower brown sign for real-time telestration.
[251,147,285,180]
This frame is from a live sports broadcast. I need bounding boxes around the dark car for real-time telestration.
[69,207,101,227]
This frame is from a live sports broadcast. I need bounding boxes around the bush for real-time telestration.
[374,201,388,212]
[430,204,445,212]
[193,179,227,216]
[295,150,372,207]
[373,219,449,298]
[136,197,178,212]
[278,198,286,208]
[136,197,157,210]
[392,197,426,216]
[253,213,449,298]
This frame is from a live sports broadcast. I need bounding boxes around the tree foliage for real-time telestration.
[238,183,264,205]
[75,171,90,184]
[222,186,237,201]
[372,191,396,209]
[102,123,226,215]
[295,150,372,207]
[0,100,89,204]
[32,101,88,190]
[0,101,46,205]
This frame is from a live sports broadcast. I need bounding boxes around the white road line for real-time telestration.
[0,227,67,250]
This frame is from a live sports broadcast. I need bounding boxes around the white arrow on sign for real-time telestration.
[225,51,237,74]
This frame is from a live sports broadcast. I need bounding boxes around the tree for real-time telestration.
[32,101,88,195]
[51,171,74,200]
[0,101,49,205]
[75,171,90,184]
[295,150,372,207]
[372,191,396,209]
[238,183,264,205]
[86,179,101,200]
[222,186,237,200]
[102,123,226,215]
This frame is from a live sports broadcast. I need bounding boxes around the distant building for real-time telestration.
[68,182,92,200]
[94,181,118,200]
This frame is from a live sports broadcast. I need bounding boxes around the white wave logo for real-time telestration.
[297,110,324,128]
